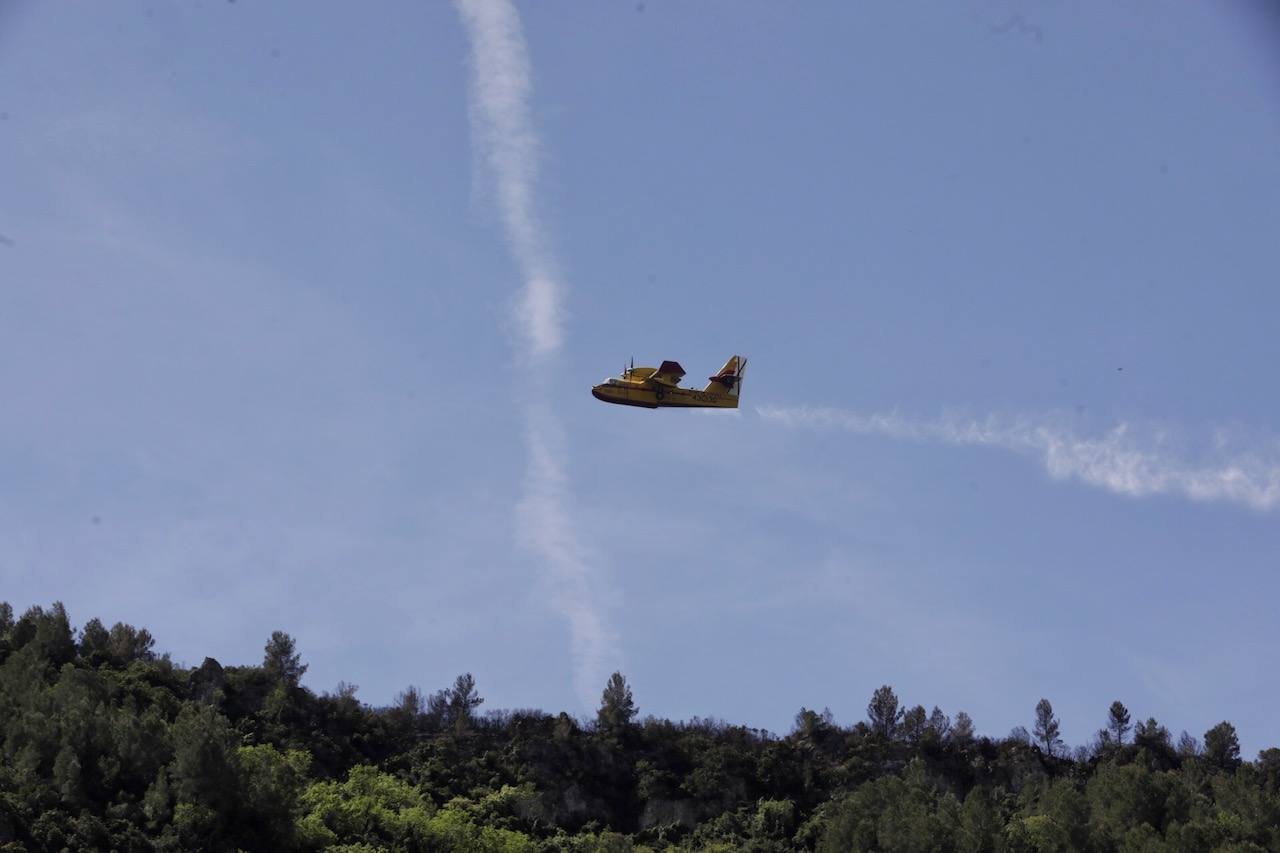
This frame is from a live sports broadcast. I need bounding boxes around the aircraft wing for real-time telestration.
[649,360,686,386]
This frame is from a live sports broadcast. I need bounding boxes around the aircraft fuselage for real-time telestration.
[590,380,738,409]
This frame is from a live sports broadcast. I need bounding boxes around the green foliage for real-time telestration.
[446,672,485,735]
[867,685,902,740]
[958,785,1003,853]
[598,673,638,737]
[951,711,976,748]
[296,764,435,848]
[1108,700,1133,747]
[1033,698,1062,757]
[1205,722,1243,773]
[264,630,308,688]
[817,763,961,853]
[2,601,1279,853]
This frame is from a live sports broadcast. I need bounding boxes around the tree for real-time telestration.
[959,786,999,853]
[168,704,241,838]
[926,706,951,742]
[1133,717,1176,770]
[951,711,975,747]
[596,672,637,734]
[78,617,111,665]
[1134,717,1169,749]
[793,706,835,747]
[395,685,425,717]
[1033,698,1062,756]
[296,765,436,849]
[902,705,928,743]
[13,602,76,667]
[447,672,483,732]
[1203,721,1241,772]
[1258,748,1280,792]
[867,685,902,739]
[1107,700,1131,746]
[263,631,307,687]
[107,622,155,665]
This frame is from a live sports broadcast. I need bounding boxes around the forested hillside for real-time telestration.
[1,601,1277,852]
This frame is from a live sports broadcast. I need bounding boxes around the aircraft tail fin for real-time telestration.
[703,355,746,398]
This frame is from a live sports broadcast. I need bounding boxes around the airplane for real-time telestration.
[591,355,747,409]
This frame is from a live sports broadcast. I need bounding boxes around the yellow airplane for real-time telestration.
[592,355,747,409]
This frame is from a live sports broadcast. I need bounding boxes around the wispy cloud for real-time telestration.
[759,405,1280,512]
[456,0,617,707]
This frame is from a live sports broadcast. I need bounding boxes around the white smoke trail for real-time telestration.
[455,0,560,356]
[759,405,1280,512]
[456,0,617,707]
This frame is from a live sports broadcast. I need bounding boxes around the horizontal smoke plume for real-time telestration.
[759,405,1280,512]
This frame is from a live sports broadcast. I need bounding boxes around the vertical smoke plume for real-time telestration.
[456,0,617,706]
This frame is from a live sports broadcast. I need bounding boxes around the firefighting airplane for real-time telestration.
[592,355,746,409]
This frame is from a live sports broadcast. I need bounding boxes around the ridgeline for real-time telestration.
[1,601,1277,851]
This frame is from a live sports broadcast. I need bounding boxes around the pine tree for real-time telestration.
[901,705,928,743]
[867,685,902,739]
[1033,698,1062,756]
[597,672,637,735]
[447,672,483,732]
[262,631,307,687]
[927,707,951,741]
[1203,721,1241,772]
[1106,701,1131,746]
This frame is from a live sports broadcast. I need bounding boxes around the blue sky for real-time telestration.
[2,1,1279,755]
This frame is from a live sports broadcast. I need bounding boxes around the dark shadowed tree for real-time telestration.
[1034,699,1062,756]
[959,786,999,852]
[1134,717,1170,750]
[1203,721,1241,772]
[1176,730,1200,759]
[793,706,837,752]
[926,706,951,742]
[14,602,76,667]
[426,687,450,723]
[78,617,111,664]
[901,705,928,744]
[597,671,637,735]
[1107,700,1132,746]
[1258,748,1280,792]
[168,704,241,839]
[447,672,483,732]
[107,622,155,664]
[263,631,307,687]
[950,711,975,747]
[1133,717,1176,769]
[867,685,902,739]
[395,685,424,717]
